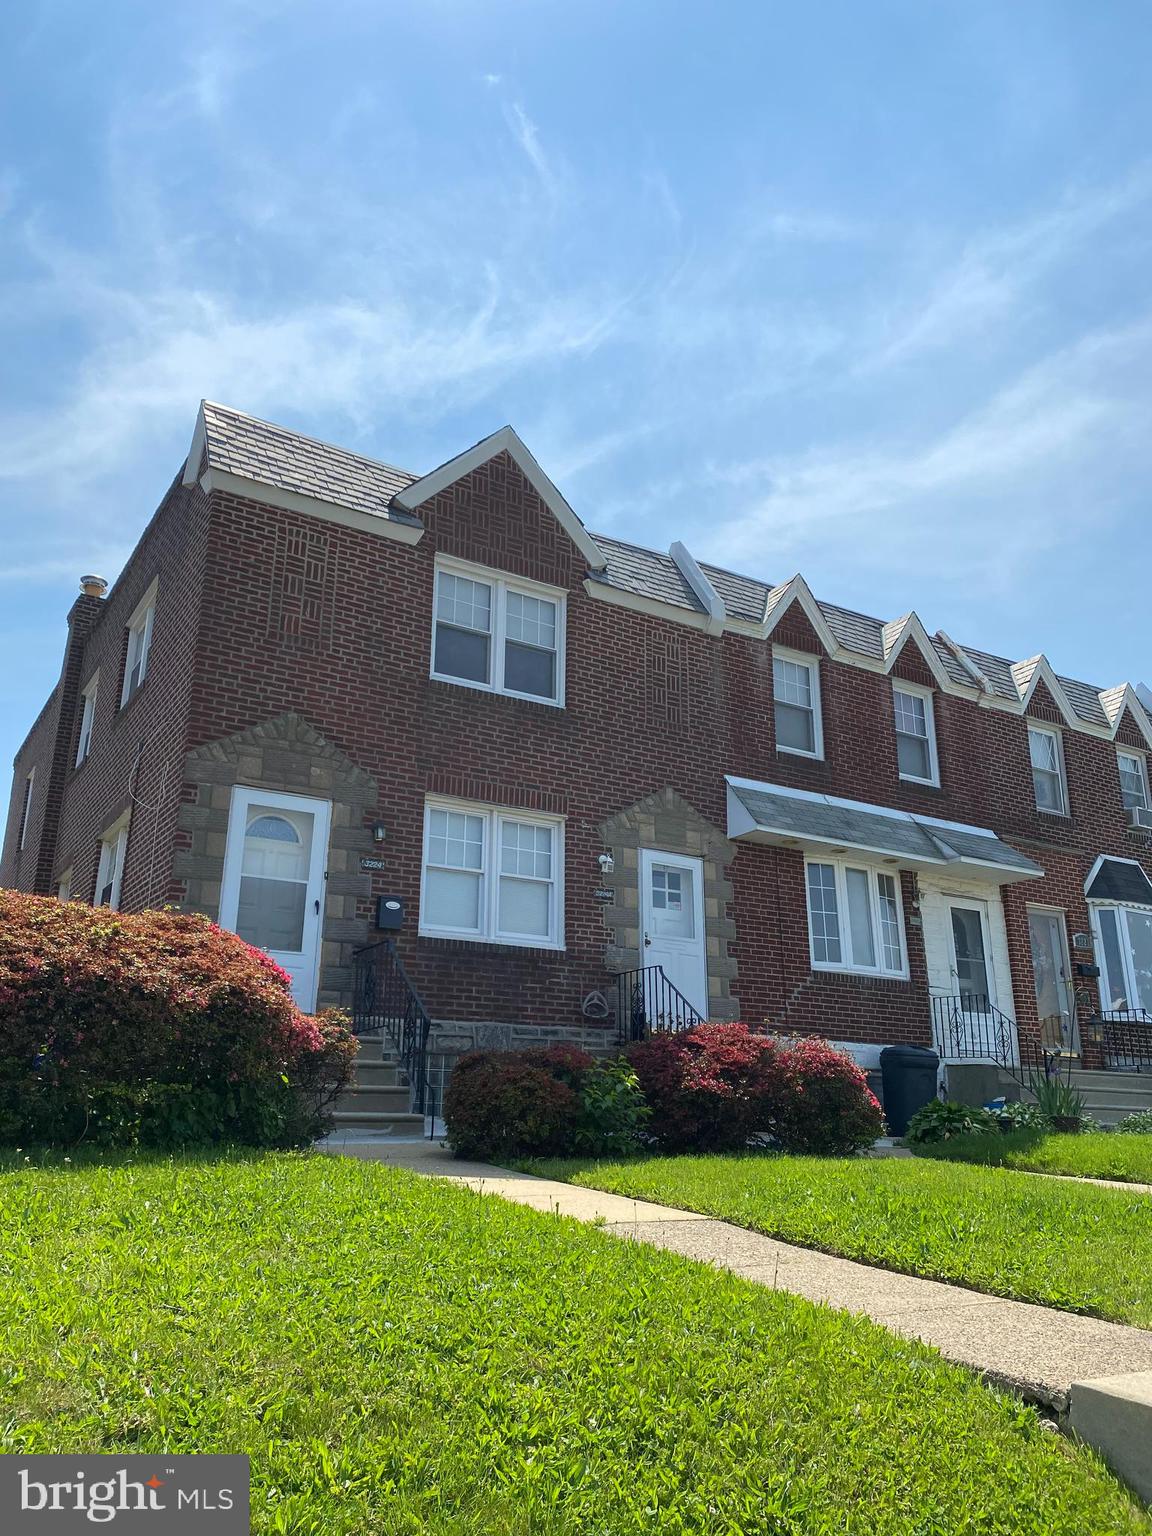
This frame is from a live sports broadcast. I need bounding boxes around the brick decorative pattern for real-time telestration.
[6,444,1152,1062]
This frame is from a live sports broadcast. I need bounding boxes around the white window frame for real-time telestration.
[773,647,823,760]
[75,673,99,766]
[418,797,565,950]
[1028,723,1068,816]
[893,681,939,786]
[57,868,73,902]
[430,557,566,707]
[95,813,130,910]
[1090,900,1152,1015]
[17,768,34,850]
[120,581,158,706]
[1117,748,1150,813]
[804,856,909,979]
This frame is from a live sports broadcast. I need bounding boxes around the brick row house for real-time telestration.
[5,401,1152,1114]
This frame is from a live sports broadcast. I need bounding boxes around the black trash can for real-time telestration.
[879,1044,940,1137]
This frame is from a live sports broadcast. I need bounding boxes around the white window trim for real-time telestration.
[57,868,73,902]
[805,856,909,979]
[75,673,99,766]
[418,796,565,950]
[893,681,939,786]
[1089,900,1152,1015]
[120,581,158,706]
[430,556,567,707]
[95,813,130,910]
[773,646,824,760]
[1028,723,1068,816]
[17,768,34,849]
[1117,748,1150,811]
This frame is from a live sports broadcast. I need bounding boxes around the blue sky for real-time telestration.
[2,1,1151,773]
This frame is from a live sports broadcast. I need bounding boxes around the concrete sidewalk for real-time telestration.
[334,1138,1152,1413]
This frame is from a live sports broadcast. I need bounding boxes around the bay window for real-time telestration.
[805,857,907,977]
[420,799,564,948]
[432,560,564,704]
[1095,904,1152,1014]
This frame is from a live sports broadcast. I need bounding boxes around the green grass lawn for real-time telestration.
[1,1153,1146,1535]
[914,1129,1152,1184]
[525,1152,1152,1327]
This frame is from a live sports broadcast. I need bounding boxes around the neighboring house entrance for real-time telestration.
[1028,908,1078,1054]
[639,848,708,1017]
[219,787,331,1011]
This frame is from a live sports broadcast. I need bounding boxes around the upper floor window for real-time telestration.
[121,583,157,706]
[1028,724,1067,816]
[96,814,130,909]
[17,768,34,850]
[893,683,938,785]
[419,798,564,949]
[1118,750,1150,813]
[431,561,565,705]
[805,857,907,978]
[75,674,98,766]
[773,649,823,758]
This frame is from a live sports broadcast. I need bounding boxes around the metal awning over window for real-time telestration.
[725,776,1043,884]
[1085,856,1152,906]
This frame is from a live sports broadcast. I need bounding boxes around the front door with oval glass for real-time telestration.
[219,787,332,1011]
[638,849,709,1018]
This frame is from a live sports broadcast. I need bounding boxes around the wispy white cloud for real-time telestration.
[502,101,559,203]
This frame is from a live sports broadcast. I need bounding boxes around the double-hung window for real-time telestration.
[1028,724,1067,815]
[773,649,822,757]
[432,561,564,704]
[893,684,938,785]
[121,583,157,706]
[1118,750,1150,813]
[75,675,98,766]
[805,858,907,977]
[95,815,130,909]
[420,799,564,948]
[1095,903,1152,1014]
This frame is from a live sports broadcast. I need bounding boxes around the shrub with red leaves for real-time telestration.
[444,1052,581,1162]
[0,890,355,1147]
[627,1023,782,1152]
[770,1034,885,1154]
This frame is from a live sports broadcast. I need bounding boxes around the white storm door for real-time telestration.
[947,899,998,1052]
[219,787,331,1012]
[1028,909,1078,1055]
[639,849,708,1017]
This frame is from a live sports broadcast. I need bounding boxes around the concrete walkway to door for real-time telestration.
[329,1138,1152,1414]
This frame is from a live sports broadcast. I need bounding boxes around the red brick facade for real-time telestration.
[5,425,1151,1065]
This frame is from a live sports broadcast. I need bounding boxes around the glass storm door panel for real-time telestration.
[1028,910,1078,1053]
[639,850,708,1018]
[949,904,992,1007]
[219,788,331,1011]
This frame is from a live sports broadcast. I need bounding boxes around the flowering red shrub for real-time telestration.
[0,891,355,1147]
[627,1023,782,1152]
[444,1053,580,1162]
[770,1035,885,1154]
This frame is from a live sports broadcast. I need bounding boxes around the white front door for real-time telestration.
[943,897,1004,1057]
[1028,908,1078,1054]
[219,787,331,1012]
[639,849,708,1017]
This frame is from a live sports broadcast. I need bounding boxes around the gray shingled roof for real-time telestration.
[194,403,1127,732]
[202,402,421,524]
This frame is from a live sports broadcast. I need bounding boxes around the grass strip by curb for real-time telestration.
[524,1151,1152,1328]
[913,1128,1152,1185]
[0,1148,1148,1535]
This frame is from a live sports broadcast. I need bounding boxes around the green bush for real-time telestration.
[905,1098,1000,1144]
[0,891,355,1148]
[1115,1108,1152,1134]
[573,1059,651,1155]
[993,1100,1051,1133]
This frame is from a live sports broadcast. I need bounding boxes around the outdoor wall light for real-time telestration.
[598,852,615,876]
[371,822,387,844]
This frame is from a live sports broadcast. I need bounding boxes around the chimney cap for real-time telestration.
[80,574,108,598]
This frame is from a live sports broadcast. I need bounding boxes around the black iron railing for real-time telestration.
[930,993,1019,1068]
[351,939,433,1114]
[613,966,706,1045]
[1087,1009,1152,1073]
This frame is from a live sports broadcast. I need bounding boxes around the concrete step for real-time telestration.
[336,1085,413,1115]
[1064,1070,1152,1126]
[330,1110,426,1135]
[352,1060,404,1089]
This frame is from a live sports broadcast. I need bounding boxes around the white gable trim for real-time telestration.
[881,612,952,690]
[199,469,425,545]
[1100,684,1152,750]
[669,543,725,634]
[761,575,840,656]
[181,402,208,487]
[392,425,606,571]
[1013,655,1082,730]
